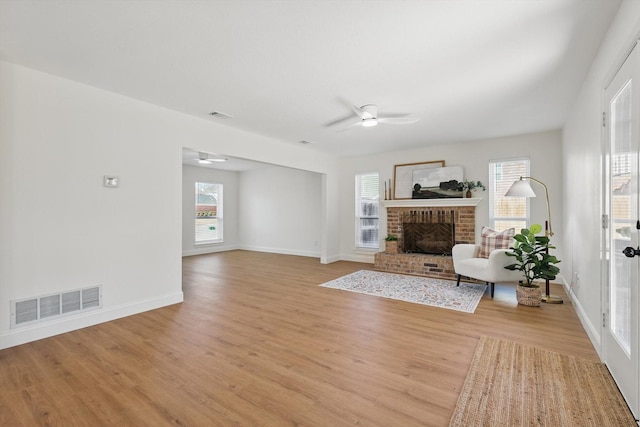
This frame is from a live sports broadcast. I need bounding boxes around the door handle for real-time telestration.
[623,246,640,258]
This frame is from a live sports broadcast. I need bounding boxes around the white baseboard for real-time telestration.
[237,245,321,259]
[183,244,375,266]
[560,276,602,359]
[183,245,346,264]
[321,254,343,264]
[0,291,184,350]
[182,244,241,257]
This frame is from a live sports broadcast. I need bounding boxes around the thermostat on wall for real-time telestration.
[103,175,119,188]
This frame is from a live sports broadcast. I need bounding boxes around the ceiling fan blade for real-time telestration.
[337,120,364,132]
[325,114,356,127]
[377,116,420,125]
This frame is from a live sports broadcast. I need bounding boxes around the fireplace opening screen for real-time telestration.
[402,210,455,255]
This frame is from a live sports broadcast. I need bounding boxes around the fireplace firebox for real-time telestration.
[402,210,455,255]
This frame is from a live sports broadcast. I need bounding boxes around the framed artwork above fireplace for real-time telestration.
[412,166,464,199]
[394,160,445,199]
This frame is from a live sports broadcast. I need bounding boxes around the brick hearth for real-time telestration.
[374,199,479,280]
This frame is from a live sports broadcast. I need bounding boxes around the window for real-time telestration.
[489,158,529,231]
[355,172,379,249]
[195,182,223,243]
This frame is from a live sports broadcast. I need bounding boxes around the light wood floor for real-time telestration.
[0,250,599,426]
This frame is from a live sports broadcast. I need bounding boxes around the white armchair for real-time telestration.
[452,243,522,298]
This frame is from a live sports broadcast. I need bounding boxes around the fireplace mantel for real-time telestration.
[382,198,481,208]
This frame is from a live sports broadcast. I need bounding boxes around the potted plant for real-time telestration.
[457,180,486,198]
[504,224,561,306]
[385,234,399,254]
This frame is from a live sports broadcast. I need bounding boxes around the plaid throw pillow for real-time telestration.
[478,226,515,258]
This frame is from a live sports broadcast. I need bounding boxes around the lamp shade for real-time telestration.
[505,179,537,198]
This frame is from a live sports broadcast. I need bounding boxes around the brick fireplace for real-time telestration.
[373,198,480,280]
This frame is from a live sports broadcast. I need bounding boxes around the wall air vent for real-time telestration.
[11,285,102,329]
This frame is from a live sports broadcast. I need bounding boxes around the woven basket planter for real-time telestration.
[385,241,398,254]
[516,285,542,307]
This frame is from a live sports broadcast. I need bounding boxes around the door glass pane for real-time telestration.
[610,80,633,355]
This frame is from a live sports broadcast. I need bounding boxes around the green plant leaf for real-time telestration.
[543,255,560,263]
[514,235,527,243]
[529,223,543,234]
[521,244,534,253]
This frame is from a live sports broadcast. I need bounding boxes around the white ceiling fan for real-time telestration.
[197,152,227,164]
[336,104,420,132]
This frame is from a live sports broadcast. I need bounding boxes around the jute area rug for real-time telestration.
[450,336,636,426]
[319,270,486,313]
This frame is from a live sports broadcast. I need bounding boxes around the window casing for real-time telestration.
[489,158,530,231]
[355,173,380,249]
[195,182,223,244]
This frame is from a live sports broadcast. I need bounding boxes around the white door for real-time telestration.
[605,42,639,419]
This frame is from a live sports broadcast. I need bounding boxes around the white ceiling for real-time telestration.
[0,0,621,158]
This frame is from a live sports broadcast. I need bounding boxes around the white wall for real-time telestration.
[238,166,322,257]
[339,130,564,265]
[0,62,184,348]
[563,0,640,351]
[322,170,343,263]
[0,62,339,349]
[182,165,240,256]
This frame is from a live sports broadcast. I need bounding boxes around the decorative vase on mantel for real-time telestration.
[458,180,486,199]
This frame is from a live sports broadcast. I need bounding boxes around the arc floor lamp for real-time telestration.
[505,176,563,304]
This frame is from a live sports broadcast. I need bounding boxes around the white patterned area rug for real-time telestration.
[319,270,486,313]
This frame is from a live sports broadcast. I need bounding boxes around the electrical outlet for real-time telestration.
[570,272,580,290]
